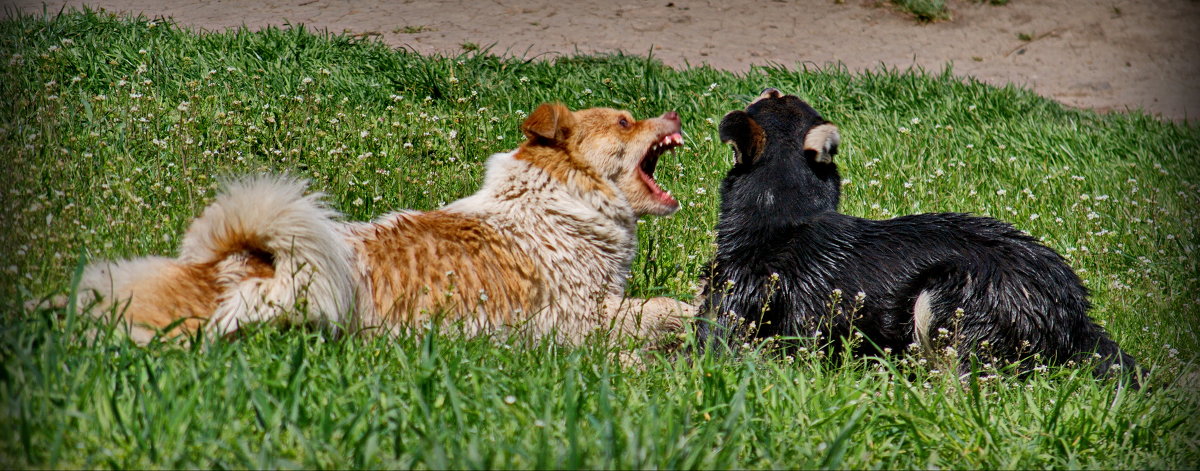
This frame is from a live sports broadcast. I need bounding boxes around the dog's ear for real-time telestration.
[719,110,765,165]
[522,102,575,143]
[803,123,840,164]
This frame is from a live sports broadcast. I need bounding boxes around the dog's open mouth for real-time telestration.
[638,132,683,207]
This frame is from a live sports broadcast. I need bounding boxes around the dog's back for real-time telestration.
[726,210,1116,362]
[342,209,545,331]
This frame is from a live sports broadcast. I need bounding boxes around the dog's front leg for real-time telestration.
[602,294,695,342]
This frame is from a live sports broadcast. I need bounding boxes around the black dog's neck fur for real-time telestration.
[719,148,840,234]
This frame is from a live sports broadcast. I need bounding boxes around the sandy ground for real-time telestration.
[4,0,1199,121]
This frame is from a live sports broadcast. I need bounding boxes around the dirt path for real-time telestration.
[6,0,1199,121]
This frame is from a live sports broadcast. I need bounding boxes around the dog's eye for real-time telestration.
[618,118,630,128]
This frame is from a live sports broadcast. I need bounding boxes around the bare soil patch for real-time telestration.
[6,0,1199,121]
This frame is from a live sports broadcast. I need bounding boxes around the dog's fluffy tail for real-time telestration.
[180,176,358,336]
[79,176,359,341]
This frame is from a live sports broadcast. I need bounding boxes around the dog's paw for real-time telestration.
[635,296,696,336]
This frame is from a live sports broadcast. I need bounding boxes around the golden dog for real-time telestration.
[77,103,693,344]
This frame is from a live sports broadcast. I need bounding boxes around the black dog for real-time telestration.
[699,89,1139,384]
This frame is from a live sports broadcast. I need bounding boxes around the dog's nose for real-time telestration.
[662,111,680,123]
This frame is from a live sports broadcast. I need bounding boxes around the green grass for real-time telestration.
[890,0,950,22]
[2,8,1199,470]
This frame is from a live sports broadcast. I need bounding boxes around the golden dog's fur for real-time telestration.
[77,103,693,344]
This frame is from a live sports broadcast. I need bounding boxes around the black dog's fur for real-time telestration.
[699,89,1139,385]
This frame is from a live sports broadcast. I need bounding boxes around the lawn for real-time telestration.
[1,8,1198,469]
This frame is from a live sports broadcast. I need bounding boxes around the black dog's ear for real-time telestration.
[523,102,575,142]
[719,110,766,165]
[803,123,840,164]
